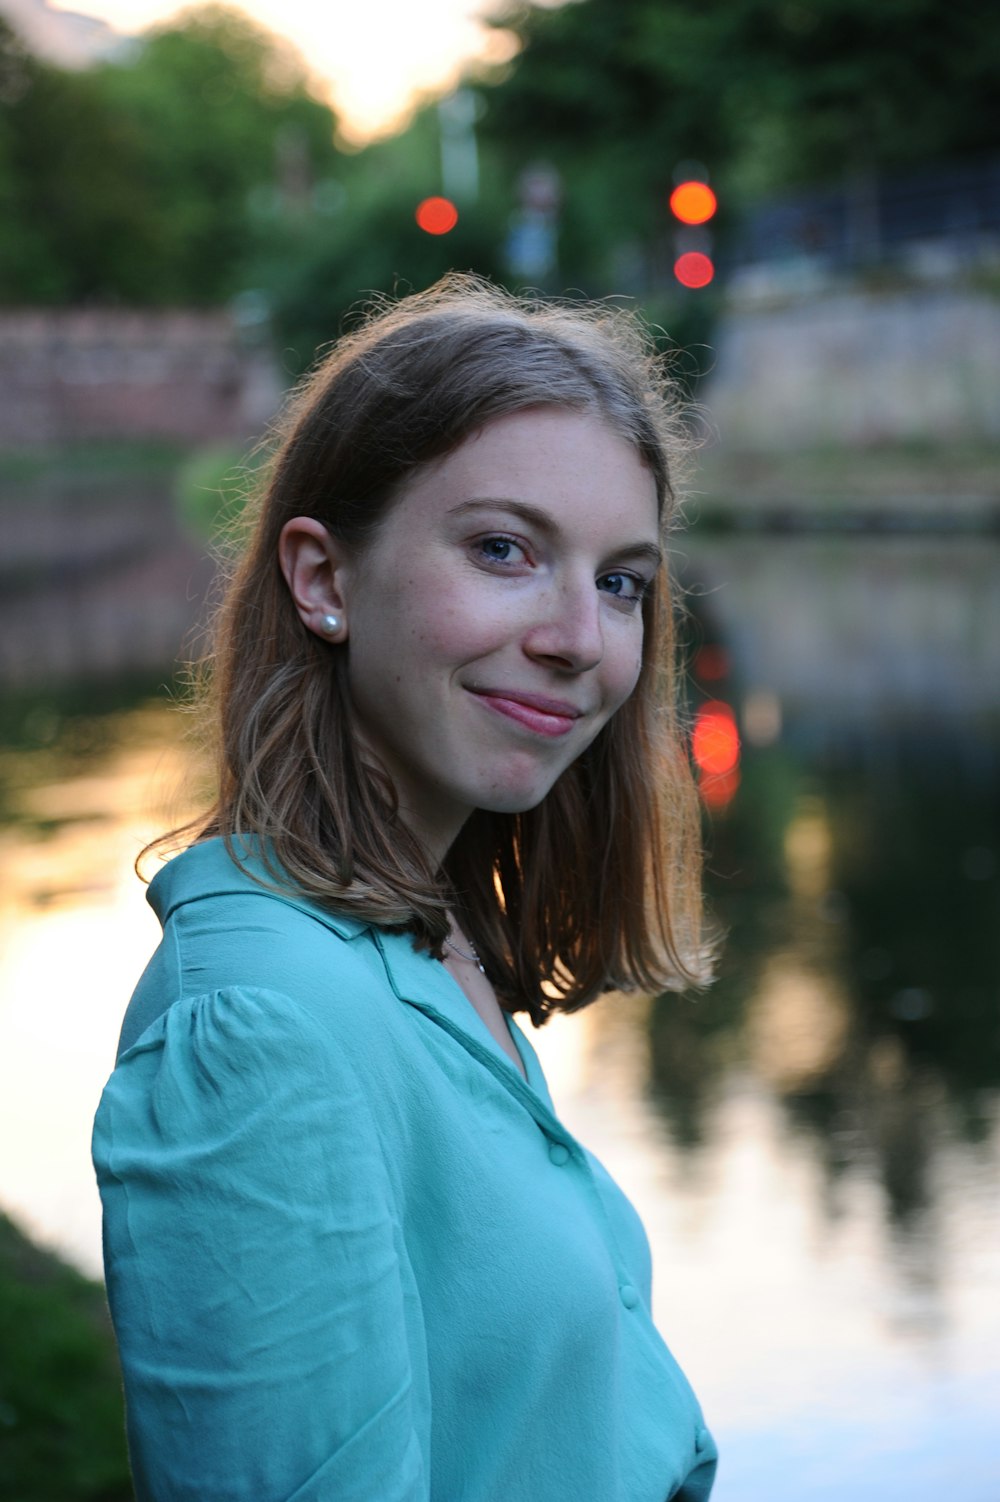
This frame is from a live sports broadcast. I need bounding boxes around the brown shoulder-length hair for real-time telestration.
[154,274,710,1024]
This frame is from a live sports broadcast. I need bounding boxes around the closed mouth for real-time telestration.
[467,687,584,737]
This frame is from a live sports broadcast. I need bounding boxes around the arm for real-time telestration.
[93,985,428,1502]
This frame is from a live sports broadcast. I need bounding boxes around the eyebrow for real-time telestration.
[448,497,664,569]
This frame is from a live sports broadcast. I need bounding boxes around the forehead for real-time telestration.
[394,406,659,531]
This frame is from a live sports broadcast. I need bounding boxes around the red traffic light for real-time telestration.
[674,251,715,289]
[416,197,458,235]
[669,181,717,225]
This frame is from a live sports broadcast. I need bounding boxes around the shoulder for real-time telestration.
[93,981,398,1270]
[120,838,397,1056]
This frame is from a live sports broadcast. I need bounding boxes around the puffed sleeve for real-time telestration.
[93,986,429,1502]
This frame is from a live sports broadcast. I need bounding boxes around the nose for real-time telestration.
[522,576,604,674]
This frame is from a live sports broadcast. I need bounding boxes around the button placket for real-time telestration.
[539,1130,646,1312]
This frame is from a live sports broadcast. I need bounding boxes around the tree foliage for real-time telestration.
[0,21,160,301]
[485,0,1000,193]
[0,4,509,364]
[251,105,509,371]
[0,5,343,308]
[3,0,1000,367]
[96,4,342,303]
[471,0,1000,329]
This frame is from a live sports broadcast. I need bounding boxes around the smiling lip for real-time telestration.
[469,688,584,738]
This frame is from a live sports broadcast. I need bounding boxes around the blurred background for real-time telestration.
[1,0,998,1497]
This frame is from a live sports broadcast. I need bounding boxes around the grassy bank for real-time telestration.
[0,437,263,544]
[0,1214,132,1501]
[0,441,186,492]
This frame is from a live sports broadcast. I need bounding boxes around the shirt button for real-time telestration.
[695,1425,710,1454]
[619,1283,639,1309]
[548,1142,570,1166]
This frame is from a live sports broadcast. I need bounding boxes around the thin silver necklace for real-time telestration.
[444,934,486,975]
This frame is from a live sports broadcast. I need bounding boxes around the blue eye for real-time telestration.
[599,572,646,603]
[477,535,526,564]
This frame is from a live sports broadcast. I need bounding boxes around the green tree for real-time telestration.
[487,0,1000,191]
[96,3,342,303]
[481,0,1000,291]
[0,4,345,307]
[251,101,509,371]
[0,19,160,302]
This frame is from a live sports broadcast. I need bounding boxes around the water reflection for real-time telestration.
[0,689,204,1273]
[1,528,998,1498]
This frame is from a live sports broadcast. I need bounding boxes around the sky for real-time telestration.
[49,0,522,142]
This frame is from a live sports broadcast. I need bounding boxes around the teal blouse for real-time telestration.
[93,838,717,1501]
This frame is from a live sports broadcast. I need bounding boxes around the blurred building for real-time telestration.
[0,309,282,447]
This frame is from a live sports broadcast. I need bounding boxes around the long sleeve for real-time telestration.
[93,984,429,1502]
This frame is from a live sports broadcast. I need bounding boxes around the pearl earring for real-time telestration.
[320,613,341,636]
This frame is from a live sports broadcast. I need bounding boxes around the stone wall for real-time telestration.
[703,289,1000,449]
[0,308,283,446]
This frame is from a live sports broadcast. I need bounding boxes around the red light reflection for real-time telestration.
[693,644,729,681]
[692,700,740,811]
[693,701,739,775]
[699,765,741,810]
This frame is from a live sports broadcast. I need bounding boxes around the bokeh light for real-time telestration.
[699,764,741,810]
[692,700,740,776]
[669,181,718,225]
[693,700,741,810]
[693,644,730,682]
[674,251,715,289]
[416,196,459,234]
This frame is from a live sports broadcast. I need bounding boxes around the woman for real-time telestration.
[93,275,718,1501]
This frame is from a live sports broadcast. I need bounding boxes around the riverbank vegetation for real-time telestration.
[0,1213,131,1501]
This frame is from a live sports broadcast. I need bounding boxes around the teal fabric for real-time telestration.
[93,838,718,1501]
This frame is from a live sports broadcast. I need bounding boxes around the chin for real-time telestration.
[475,776,566,817]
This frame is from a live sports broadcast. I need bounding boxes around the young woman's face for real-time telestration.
[337,406,661,860]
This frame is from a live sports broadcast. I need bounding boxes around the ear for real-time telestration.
[278,516,352,643]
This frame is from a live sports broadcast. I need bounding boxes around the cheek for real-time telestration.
[359,577,453,660]
[414,590,505,662]
[609,632,645,709]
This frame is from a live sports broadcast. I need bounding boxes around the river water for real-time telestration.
[1,478,997,1499]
